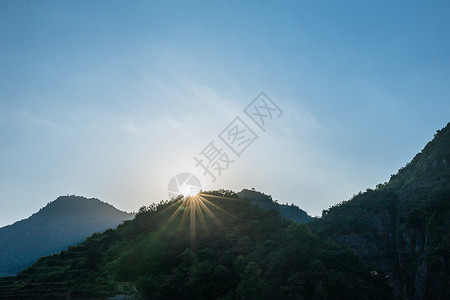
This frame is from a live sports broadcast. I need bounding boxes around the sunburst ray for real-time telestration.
[161,192,237,250]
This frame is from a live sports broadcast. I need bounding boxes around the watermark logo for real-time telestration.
[244,91,283,132]
[194,141,235,182]
[219,117,258,157]
[167,91,282,198]
[167,173,202,198]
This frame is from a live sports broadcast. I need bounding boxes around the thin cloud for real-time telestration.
[20,111,58,129]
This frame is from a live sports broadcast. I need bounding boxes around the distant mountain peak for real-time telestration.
[0,196,134,276]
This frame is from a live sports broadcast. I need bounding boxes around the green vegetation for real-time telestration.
[311,122,450,299]
[238,189,312,223]
[1,122,448,299]
[0,191,392,299]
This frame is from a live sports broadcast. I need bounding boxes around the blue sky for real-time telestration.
[1,1,449,226]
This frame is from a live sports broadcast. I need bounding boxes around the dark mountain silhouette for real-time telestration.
[0,122,448,299]
[0,196,134,276]
[0,191,392,299]
[313,122,450,299]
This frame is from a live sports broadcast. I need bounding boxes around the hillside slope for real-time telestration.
[0,196,134,276]
[0,191,392,299]
[0,123,448,299]
[312,122,450,299]
[237,189,312,223]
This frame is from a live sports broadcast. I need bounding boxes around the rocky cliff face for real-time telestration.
[334,202,447,299]
[313,123,450,299]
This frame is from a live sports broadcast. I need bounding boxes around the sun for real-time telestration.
[178,183,201,197]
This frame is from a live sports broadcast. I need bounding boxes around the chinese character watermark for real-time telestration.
[244,91,283,131]
[167,91,282,198]
[194,141,234,182]
[219,117,258,157]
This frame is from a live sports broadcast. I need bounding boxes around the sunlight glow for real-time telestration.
[178,184,201,198]
[161,193,233,250]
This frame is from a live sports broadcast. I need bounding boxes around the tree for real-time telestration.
[236,262,265,300]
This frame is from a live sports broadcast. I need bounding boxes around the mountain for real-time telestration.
[0,191,392,299]
[238,189,312,223]
[312,122,450,299]
[0,122,448,299]
[0,195,134,276]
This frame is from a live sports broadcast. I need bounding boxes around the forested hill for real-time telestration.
[312,122,450,299]
[0,196,134,276]
[0,190,393,299]
[0,122,448,299]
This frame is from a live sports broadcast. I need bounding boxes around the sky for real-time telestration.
[0,0,449,227]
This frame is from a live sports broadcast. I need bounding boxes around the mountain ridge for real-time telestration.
[0,122,448,299]
[237,189,312,223]
[0,191,393,299]
[0,195,134,276]
[313,122,450,299]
